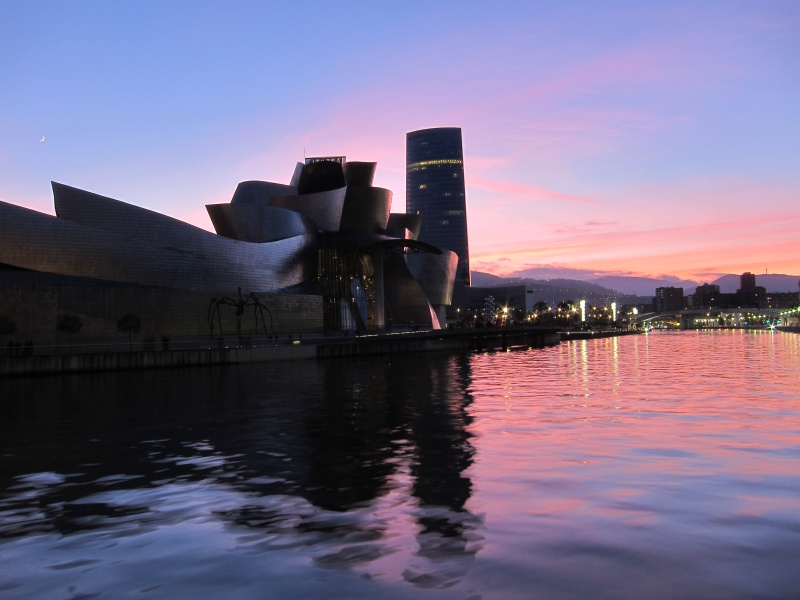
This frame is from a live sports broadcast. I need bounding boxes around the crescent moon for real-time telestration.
[40,136,45,142]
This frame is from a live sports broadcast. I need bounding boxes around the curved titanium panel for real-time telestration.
[3,198,316,293]
[406,250,458,306]
[206,203,316,243]
[382,254,441,329]
[54,182,214,247]
[230,180,296,205]
[55,180,312,245]
[343,162,376,187]
[232,205,316,242]
[289,162,304,188]
[206,203,238,239]
[339,186,392,234]
[386,213,422,240]
[271,187,347,233]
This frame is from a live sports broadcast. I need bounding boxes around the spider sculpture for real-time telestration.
[208,287,273,341]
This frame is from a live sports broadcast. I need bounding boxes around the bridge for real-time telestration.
[631,306,800,330]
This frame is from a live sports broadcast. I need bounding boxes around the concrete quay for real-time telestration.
[1,326,563,377]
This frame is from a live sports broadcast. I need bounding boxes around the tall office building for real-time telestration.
[654,286,685,312]
[406,127,471,287]
[739,272,756,292]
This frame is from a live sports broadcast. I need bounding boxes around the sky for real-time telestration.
[1,1,798,285]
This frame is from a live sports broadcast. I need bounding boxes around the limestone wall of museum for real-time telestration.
[0,283,323,349]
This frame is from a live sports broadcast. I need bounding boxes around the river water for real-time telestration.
[1,330,799,599]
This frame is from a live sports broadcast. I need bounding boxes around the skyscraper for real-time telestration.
[406,127,471,287]
[739,272,756,292]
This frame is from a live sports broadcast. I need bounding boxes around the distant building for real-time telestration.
[763,292,799,309]
[406,127,470,289]
[736,272,766,307]
[688,283,721,308]
[654,287,685,312]
[739,272,756,292]
[687,272,797,309]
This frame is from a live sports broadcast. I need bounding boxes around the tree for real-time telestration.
[533,301,549,314]
[528,301,552,325]
[482,296,497,325]
[556,301,575,326]
[117,313,142,351]
[57,313,83,352]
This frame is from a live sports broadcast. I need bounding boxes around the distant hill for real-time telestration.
[472,271,800,299]
[590,275,699,297]
[473,271,693,298]
[471,272,507,287]
[470,272,650,306]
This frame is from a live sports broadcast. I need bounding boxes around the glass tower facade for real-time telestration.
[406,127,471,287]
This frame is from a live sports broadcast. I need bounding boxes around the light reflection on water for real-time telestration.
[1,330,800,599]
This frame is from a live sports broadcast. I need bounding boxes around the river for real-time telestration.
[1,330,799,599]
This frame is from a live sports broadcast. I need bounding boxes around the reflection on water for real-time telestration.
[1,331,800,598]
[1,353,482,597]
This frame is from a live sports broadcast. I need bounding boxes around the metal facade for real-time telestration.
[0,152,460,336]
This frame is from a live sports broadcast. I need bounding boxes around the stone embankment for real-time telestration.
[1,326,564,377]
[776,326,800,334]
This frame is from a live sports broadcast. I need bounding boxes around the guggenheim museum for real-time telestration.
[0,156,458,345]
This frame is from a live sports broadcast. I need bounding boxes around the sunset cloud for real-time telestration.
[469,179,602,206]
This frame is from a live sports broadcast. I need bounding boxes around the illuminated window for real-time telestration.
[407,159,463,171]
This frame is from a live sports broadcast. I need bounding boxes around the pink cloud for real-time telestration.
[471,208,800,281]
[469,178,603,206]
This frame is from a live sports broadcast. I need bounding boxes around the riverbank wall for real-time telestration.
[1,326,563,377]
